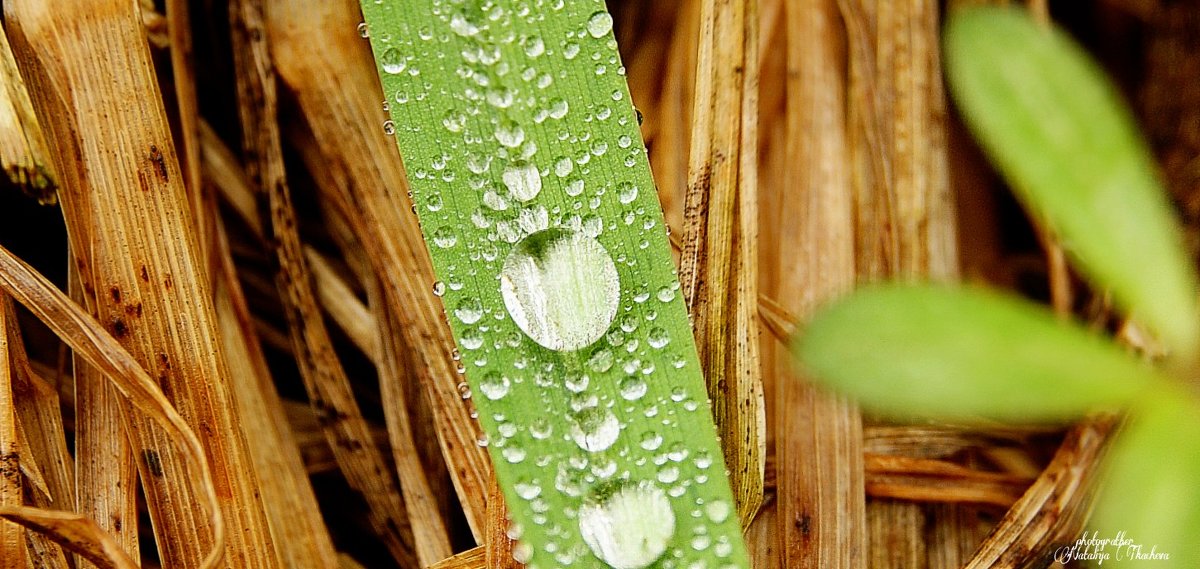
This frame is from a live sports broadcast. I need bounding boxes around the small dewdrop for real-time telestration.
[586,11,614,39]
[569,406,620,452]
[579,480,675,569]
[503,161,543,202]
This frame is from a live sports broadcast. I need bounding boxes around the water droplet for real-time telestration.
[503,161,543,202]
[513,541,534,563]
[705,500,731,523]
[515,480,542,500]
[479,372,510,400]
[380,48,406,74]
[502,445,527,463]
[549,97,569,119]
[656,465,680,484]
[483,189,510,211]
[442,110,467,133]
[618,376,647,401]
[554,156,574,177]
[579,480,674,569]
[432,227,458,248]
[617,182,638,204]
[357,22,369,38]
[499,229,620,352]
[570,406,620,452]
[666,443,689,463]
[449,13,480,37]
[565,372,590,393]
[647,327,670,349]
[656,286,676,303]
[582,214,604,238]
[640,431,663,451]
[530,418,553,439]
[432,281,447,296]
[586,12,614,39]
[466,152,491,174]
[454,297,484,324]
[460,328,484,350]
[524,35,546,57]
[564,176,585,197]
[587,349,614,373]
[495,121,527,148]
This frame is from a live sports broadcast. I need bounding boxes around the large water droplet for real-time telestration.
[579,480,674,569]
[499,229,620,351]
[586,12,614,39]
[570,407,620,452]
[503,161,542,202]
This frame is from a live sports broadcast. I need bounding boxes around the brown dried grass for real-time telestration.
[0,0,1182,567]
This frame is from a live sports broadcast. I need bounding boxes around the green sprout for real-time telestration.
[795,7,1200,568]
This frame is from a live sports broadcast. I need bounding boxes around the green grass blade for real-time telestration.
[358,2,750,567]
[944,6,1199,358]
[795,284,1168,422]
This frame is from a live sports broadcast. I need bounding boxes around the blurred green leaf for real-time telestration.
[1094,395,1200,567]
[794,285,1167,422]
[944,7,1198,358]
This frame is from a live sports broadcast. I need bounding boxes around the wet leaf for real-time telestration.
[358,2,750,567]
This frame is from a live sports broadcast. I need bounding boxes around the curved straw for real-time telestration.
[0,244,226,569]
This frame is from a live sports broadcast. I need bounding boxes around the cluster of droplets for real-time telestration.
[368,1,746,567]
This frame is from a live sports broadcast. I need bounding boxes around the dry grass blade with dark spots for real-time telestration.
[0,243,224,569]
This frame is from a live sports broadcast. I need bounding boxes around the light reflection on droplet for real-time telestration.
[499,229,619,351]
